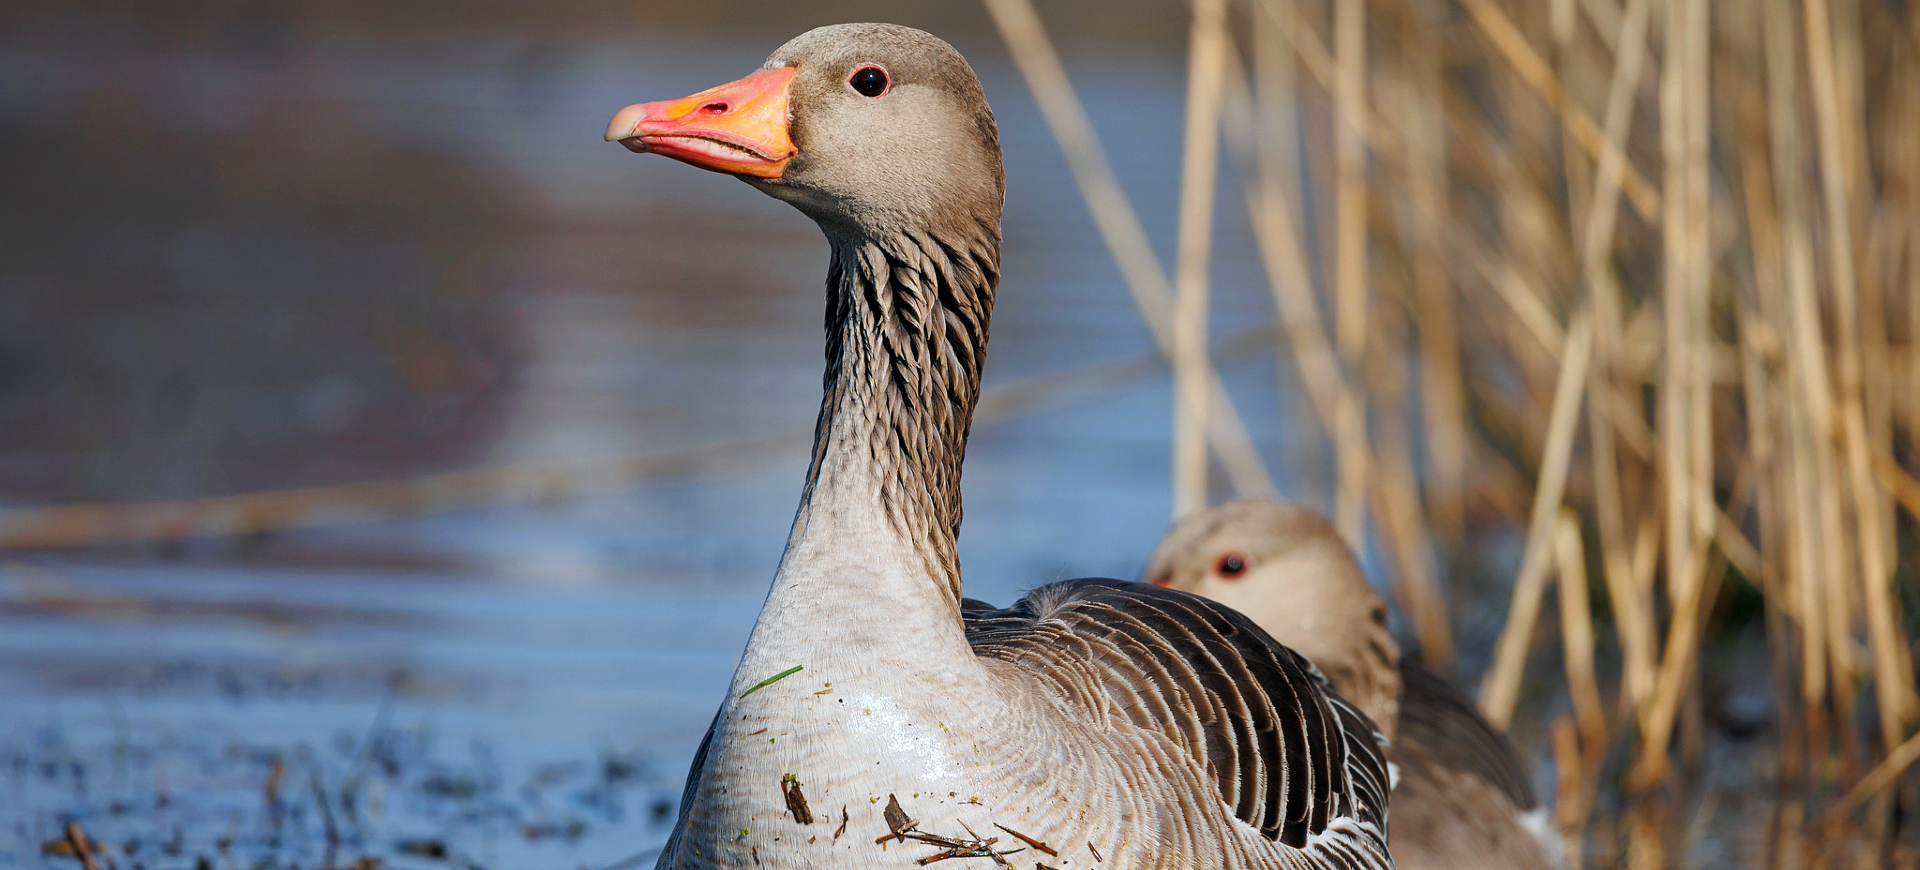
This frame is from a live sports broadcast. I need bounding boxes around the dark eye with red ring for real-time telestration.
[849,65,889,97]
[1215,552,1249,579]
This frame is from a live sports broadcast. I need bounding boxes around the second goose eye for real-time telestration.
[1215,552,1248,579]
[849,65,889,97]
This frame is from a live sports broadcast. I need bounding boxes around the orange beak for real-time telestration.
[605,67,797,179]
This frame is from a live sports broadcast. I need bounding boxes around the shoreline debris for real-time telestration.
[62,822,103,870]
[780,773,814,824]
[990,823,1057,857]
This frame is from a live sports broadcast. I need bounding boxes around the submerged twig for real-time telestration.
[313,769,341,846]
[62,822,101,870]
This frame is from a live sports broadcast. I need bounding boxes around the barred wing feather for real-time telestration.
[963,579,1392,852]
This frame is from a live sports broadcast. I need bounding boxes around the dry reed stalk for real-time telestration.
[1221,26,1369,531]
[1330,0,1371,543]
[1803,0,1920,745]
[1601,509,1661,729]
[1239,2,1338,439]
[1801,0,1874,727]
[1400,42,1473,553]
[1841,1,1899,603]
[1630,0,1715,791]
[1555,510,1607,752]
[1481,310,1594,729]
[1550,505,1611,862]
[1372,64,1457,665]
[1874,449,1920,522]
[1577,0,1658,723]
[1243,0,1466,663]
[1627,794,1667,870]
[993,0,1920,859]
[1229,35,1345,438]
[1549,715,1587,869]
[1240,0,1345,513]
[1577,0,1626,55]
[1365,269,1453,671]
[1771,798,1810,870]
[1833,728,1920,818]
[1259,0,1338,110]
[1760,0,1838,770]
[979,0,1279,501]
[1224,23,1455,667]
[1734,209,1817,832]
[1221,25,1352,448]
[1170,0,1231,519]
[1843,397,1919,747]
[1656,0,1706,618]
[1634,551,1732,788]
[1482,252,1571,359]
[1906,61,1920,454]
[1256,0,1413,177]
[1576,0,1651,510]
[1454,0,1663,220]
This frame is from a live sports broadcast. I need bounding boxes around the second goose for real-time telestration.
[1146,500,1568,870]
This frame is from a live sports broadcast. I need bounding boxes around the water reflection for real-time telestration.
[0,3,1328,866]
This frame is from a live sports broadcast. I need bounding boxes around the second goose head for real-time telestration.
[1144,499,1403,737]
[606,23,1004,241]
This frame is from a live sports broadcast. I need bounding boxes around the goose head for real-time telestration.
[1144,500,1403,735]
[607,23,1004,241]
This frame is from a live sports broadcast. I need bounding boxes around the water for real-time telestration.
[0,6,1347,867]
[1,561,755,867]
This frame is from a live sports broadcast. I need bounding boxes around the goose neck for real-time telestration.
[777,227,999,613]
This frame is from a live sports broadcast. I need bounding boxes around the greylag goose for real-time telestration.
[606,24,1393,870]
[1144,500,1567,870]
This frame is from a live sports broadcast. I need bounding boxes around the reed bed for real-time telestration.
[987,0,1919,866]
[0,1,1910,864]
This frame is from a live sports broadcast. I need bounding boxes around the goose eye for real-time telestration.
[849,65,889,97]
[1214,552,1248,579]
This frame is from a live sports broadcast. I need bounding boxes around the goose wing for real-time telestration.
[652,709,719,869]
[1397,661,1538,810]
[962,578,1392,851]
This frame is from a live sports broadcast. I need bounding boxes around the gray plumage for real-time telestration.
[612,23,1394,870]
[1144,499,1567,870]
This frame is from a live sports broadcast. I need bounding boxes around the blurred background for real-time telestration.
[0,0,1914,868]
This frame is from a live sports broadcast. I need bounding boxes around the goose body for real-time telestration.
[1144,500,1568,870]
[607,24,1393,870]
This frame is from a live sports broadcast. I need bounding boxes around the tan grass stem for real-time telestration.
[1555,510,1607,752]
[1329,0,1372,542]
[1168,0,1231,518]
[1481,310,1595,728]
[0,332,1280,549]
[1803,0,1920,745]
[1455,0,1663,220]
[980,0,1278,501]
